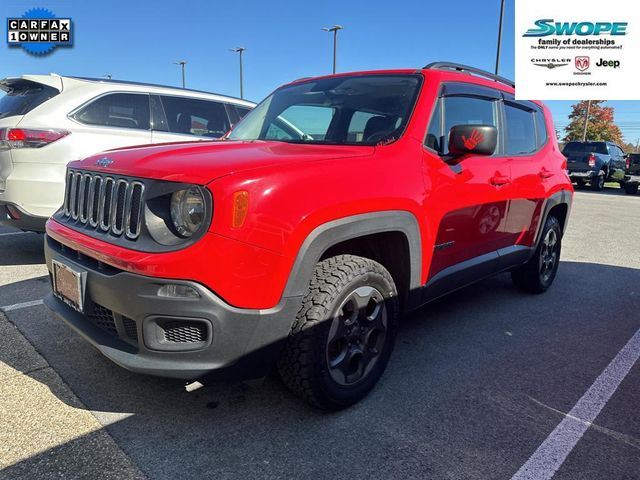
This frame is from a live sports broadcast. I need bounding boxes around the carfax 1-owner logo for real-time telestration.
[7,8,73,56]
[515,0,638,100]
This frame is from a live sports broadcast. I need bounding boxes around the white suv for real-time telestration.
[0,74,254,231]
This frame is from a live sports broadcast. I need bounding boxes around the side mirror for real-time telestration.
[448,124,497,157]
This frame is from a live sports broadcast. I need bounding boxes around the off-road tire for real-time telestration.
[277,255,399,410]
[624,182,639,195]
[511,215,562,294]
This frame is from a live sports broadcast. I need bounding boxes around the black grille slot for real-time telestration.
[162,321,207,343]
[122,317,138,342]
[87,304,118,336]
[62,169,145,240]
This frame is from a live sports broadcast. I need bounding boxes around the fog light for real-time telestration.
[157,284,200,298]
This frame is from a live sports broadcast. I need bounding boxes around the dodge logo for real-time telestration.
[575,56,590,72]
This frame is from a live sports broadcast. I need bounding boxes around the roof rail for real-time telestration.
[423,62,515,88]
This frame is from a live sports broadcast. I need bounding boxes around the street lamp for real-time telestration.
[102,74,112,80]
[322,25,343,74]
[495,0,505,75]
[173,60,187,88]
[229,47,246,99]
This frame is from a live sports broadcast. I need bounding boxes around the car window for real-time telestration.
[160,96,230,138]
[534,109,548,148]
[441,96,498,155]
[425,99,442,151]
[74,93,150,130]
[235,106,251,119]
[563,142,608,155]
[264,105,335,141]
[505,104,536,155]
[0,81,59,119]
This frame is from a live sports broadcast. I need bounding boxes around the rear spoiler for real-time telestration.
[0,74,63,93]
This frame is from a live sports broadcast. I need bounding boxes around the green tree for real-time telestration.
[563,100,623,144]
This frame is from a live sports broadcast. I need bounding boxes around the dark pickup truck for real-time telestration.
[624,153,640,195]
[563,141,627,191]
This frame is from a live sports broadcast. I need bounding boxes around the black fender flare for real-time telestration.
[282,211,423,307]
[533,189,573,248]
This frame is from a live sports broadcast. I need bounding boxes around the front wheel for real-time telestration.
[625,182,639,195]
[511,215,562,294]
[277,255,399,410]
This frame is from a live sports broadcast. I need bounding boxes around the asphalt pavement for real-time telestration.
[0,188,638,480]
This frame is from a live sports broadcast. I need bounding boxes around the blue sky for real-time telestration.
[2,0,640,143]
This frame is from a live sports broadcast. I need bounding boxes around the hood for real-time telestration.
[70,140,376,184]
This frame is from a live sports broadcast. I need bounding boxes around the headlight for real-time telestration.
[170,187,205,237]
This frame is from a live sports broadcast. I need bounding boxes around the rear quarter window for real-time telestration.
[73,93,150,130]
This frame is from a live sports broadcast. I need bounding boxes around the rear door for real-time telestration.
[150,95,232,144]
[422,83,512,288]
[502,99,547,254]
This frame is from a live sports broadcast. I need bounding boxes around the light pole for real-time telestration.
[230,47,246,99]
[322,25,343,74]
[582,100,592,141]
[495,0,505,75]
[102,74,112,80]
[173,60,187,88]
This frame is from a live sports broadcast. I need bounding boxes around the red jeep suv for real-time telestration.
[44,63,573,409]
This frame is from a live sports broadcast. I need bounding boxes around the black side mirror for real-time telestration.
[448,124,497,157]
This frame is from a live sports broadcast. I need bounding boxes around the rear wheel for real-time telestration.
[591,173,605,191]
[575,179,585,188]
[277,255,399,410]
[511,215,562,294]
[625,182,639,195]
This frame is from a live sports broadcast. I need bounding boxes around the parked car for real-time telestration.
[0,74,254,232]
[562,140,627,191]
[624,153,640,194]
[43,63,573,409]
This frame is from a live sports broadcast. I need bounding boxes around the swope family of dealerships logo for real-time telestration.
[531,57,571,69]
[7,8,73,56]
[523,19,628,37]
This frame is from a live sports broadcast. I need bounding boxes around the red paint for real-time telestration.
[47,68,572,309]
[462,129,484,150]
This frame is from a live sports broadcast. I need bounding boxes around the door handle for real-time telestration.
[490,175,511,186]
[539,168,555,179]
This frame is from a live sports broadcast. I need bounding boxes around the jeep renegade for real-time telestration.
[44,63,573,410]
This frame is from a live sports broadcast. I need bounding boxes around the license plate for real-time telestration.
[52,260,85,312]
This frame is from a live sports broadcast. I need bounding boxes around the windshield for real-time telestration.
[228,74,422,146]
[0,81,59,119]
[562,141,608,155]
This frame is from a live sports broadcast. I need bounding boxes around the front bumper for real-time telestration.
[44,234,302,381]
[0,203,47,232]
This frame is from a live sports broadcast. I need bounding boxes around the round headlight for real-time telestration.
[170,187,205,238]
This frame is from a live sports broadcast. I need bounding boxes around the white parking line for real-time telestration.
[511,327,640,480]
[0,231,28,237]
[1,299,44,312]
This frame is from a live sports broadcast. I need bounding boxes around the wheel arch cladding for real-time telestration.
[536,189,573,246]
[283,211,423,311]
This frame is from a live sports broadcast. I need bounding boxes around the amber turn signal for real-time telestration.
[232,191,249,228]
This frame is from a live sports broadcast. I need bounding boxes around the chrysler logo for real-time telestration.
[95,157,113,167]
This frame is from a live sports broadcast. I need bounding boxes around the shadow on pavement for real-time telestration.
[2,260,639,479]
[0,233,45,266]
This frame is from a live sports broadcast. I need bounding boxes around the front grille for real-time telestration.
[162,321,207,343]
[62,169,145,240]
[87,303,118,336]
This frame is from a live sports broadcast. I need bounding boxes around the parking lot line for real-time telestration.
[511,326,640,480]
[1,299,44,312]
